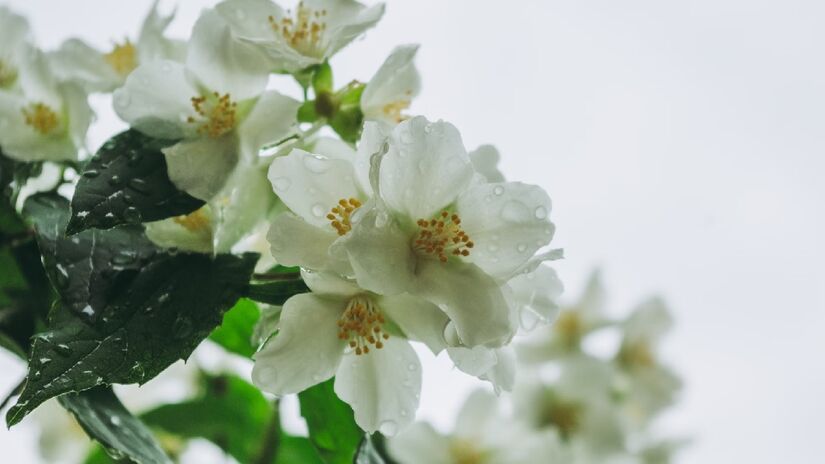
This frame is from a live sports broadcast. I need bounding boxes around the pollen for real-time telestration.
[173,208,211,233]
[187,92,238,138]
[382,100,411,123]
[268,2,328,57]
[327,198,362,236]
[21,103,60,135]
[104,40,138,76]
[413,211,474,263]
[618,341,656,369]
[554,311,583,348]
[0,60,17,88]
[337,296,389,356]
[541,399,582,439]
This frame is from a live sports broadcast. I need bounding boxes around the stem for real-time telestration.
[254,401,281,464]
[252,272,302,281]
[258,119,327,165]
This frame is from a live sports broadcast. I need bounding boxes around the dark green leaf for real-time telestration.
[246,280,309,306]
[298,378,363,464]
[6,194,258,426]
[354,435,386,464]
[67,130,204,235]
[60,387,171,464]
[209,298,260,358]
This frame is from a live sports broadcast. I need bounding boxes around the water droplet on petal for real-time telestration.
[534,206,547,220]
[303,154,330,173]
[517,243,527,253]
[379,420,399,436]
[271,176,291,192]
[311,204,325,217]
[493,185,505,196]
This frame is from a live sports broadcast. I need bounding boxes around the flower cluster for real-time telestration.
[388,272,686,464]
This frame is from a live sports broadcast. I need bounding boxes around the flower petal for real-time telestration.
[454,389,500,438]
[446,346,497,377]
[361,44,420,123]
[252,293,346,395]
[508,264,564,324]
[311,0,385,58]
[387,423,452,464]
[456,181,555,280]
[137,0,184,63]
[469,144,506,183]
[0,7,31,57]
[354,120,391,195]
[17,45,61,108]
[412,259,514,347]
[339,207,415,295]
[379,293,449,354]
[237,90,299,158]
[268,148,361,226]
[379,117,474,220]
[334,337,421,434]
[162,135,239,201]
[113,60,199,139]
[211,162,273,253]
[144,207,214,253]
[267,211,337,270]
[300,269,361,298]
[0,92,77,162]
[186,9,269,100]
[48,39,120,93]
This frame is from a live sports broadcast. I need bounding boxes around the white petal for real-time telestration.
[113,60,199,139]
[186,9,269,99]
[379,293,448,354]
[456,182,554,280]
[334,337,421,434]
[0,92,77,162]
[48,39,120,93]
[215,0,284,42]
[307,136,356,162]
[162,135,239,201]
[237,90,299,158]
[379,117,474,220]
[211,162,273,253]
[0,7,31,56]
[300,269,361,298]
[267,211,337,270]
[480,347,516,394]
[508,264,564,324]
[412,259,514,347]
[578,270,607,327]
[447,346,497,377]
[387,423,452,464]
[144,207,214,253]
[339,207,415,295]
[62,82,92,153]
[17,45,61,108]
[137,0,183,63]
[361,44,420,122]
[623,297,673,343]
[268,148,361,226]
[354,120,391,195]
[454,389,500,438]
[469,144,506,183]
[311,0,385,58]
[252,293,345,395]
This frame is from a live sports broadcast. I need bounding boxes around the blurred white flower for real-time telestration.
[48,1,185,93]
[360,44,421,124]
[113,8,299,201]
[252,270,449,434]
[216,0,385,73]
[0,45,92,162]
[0,6,31,92]
[388,389,570,464]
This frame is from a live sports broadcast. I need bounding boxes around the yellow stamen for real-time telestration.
[554,311,583,348]
[413,211,473,263]
[337,296,389,356]
[104,40,138,76]
[618,341,656,369]
[21,103,60,135]
[541,399,582,439]
[173,208,211,233]
[382,99,411,123]
[187,92,238,138]
[268,2,328,57]
[0,60,18,88]
[449,440,486,464]
[327,198,362,236]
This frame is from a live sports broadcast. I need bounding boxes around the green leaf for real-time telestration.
[67,130,204,235]
[6,194,258,426]
[60,387,172,464]
[246,280,309,306]
[277,436,325,464]
[209,298,260,358]
[298,378,363,464]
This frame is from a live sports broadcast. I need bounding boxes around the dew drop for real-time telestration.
[123,207,142,224]
[493,185,505,196]
[378,420,399,436]
[407,363,416,371]
[271,176,291,192]
[54,344,72,357]
[534,206,548,220]
[110,416,122,426]
[303,154,330,174]
[108,175,122,187]
[82,169,100,179]
[311,204,325,217]
[517,243,527,253]
[128,178,150,195]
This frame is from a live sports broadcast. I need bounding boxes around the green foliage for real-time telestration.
[298,378,363,464]
[5,194,258,426]
[354,435,388,464]
[312,62,334,95]
[67,130,204,235]
[246,280,309,306]
[60,387,172,464]
[209,298,260,358]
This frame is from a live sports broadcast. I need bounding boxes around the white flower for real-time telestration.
[48,1,185,93]
[338,116,557,347]
[0,6,31,92]
[614,298,681,425]
[113,8,300,201]
[216,0,385,73]
[360,44,421,124]
[468,144,506,183]
[0,45,92,162]
[388,390,570,464]
[145,163,274,254]
[252,270,449,434]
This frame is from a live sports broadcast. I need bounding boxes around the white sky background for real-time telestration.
[1,0,824,463]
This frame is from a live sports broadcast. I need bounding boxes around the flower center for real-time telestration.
[554,311,582,348]
[618,341,656,369]
[413,211,474,263]
[21,103,60,135]
[104,40,138,76]
[450,440,486,464]
[187,92,238,138]
[382,100,411,123]
[0,60,18,88]
[173,208,211,233]
[327,198,362,236]
[268,2,328,57]
[541,399,582,439]
[337,296,389,355]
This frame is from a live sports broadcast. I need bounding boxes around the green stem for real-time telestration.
[254,401,281,464]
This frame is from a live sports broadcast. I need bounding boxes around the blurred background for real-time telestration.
[1,0,824,462]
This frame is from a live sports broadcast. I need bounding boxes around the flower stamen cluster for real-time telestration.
[327,198,362,236]
[21,103,59,135]
[187,92,238,138]
[414,211,474,263]
[337,296,389,355]
[172,209,211,233]
[268,3,328,57]
[104,40,138,77]
[0,60,17,88]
